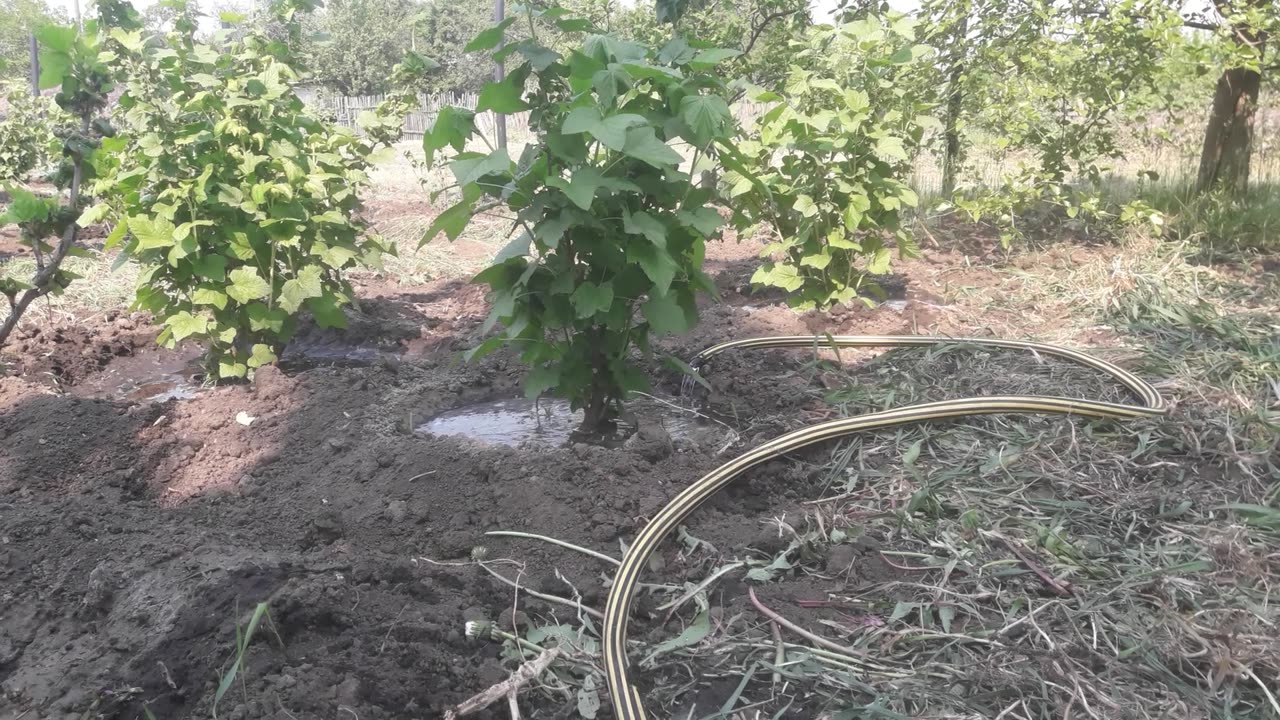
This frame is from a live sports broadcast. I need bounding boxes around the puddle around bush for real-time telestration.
[416,396,732,449]
[69,345,204,403]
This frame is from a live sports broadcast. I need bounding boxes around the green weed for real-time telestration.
[213,601,278,719]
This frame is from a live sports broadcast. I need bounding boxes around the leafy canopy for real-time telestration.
[302,0,419,94]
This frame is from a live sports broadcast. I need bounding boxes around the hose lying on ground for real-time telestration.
[602,335,1168,720]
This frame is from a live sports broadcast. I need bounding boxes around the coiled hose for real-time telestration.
[603,335,1167,720]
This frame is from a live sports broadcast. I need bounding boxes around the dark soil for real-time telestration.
[1,239,963,720]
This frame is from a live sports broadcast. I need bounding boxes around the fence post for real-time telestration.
[29,33,40,96]
[492,0,507,149]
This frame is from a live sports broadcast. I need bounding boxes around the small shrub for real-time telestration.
[94,0,401,378]
[417,10,739,431]
[728,16,933,308]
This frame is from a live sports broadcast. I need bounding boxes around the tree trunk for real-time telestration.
[1196,66,1262,194]
[941,13,968,198]
[580,390,612,434]
[577,334,618,435]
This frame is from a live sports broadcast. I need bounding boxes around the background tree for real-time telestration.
[409,0,494,93]
[1188,0,1277,193]
[0,0,63,79]
[1,22,112,347]
[303,0,417,94]
[628,0,811,89]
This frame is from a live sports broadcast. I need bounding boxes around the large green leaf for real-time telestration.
[591,67,631,101]
[226,267,271,304]
[548,169,601,211]
[593,113,647,151]
[247,343,278,369]
[793,194,819,218]
[307,293,348,328]
[629,242,677,295]
[867,247,892,274]
[641,290,692,334]
[165,311,209,341]
[562,108,645,151]
[658,36,696,65]
[76,203,110,228]
[619,62,682,81]
[556,17,593,32]
[875,136,908,162]
[34,24,77,52]
[751,262,804,292]
[246,303,287,334]
[279,265,323,312]
[421,197,474,245]
[192,286,229,310]
[128,215,177,250]
[192,254,227,281]
[676,207,723,236]
[679,95,730,145]
[515,40,561,70]
[464,17,517,52]
[36,50,70,90]
[534,212,576,249]
[571,281,614,319]
[423,107,477,163]
[476,76,529,113]
[6,187,51,223]
[562,106,602,135]
[494,230,531,262]
[688,48,741,69]
[450,149,511,187]
[621,127,681,168]
[623,210,667,249]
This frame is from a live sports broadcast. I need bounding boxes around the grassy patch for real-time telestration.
[1142,182,1280,255]
[769,334,1278,717]
[0,251,138,319]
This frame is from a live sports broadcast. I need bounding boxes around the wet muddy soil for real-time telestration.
[1,238,984,720]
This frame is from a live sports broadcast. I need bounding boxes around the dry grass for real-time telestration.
[469,233,1278,719]
[0,250,139,323]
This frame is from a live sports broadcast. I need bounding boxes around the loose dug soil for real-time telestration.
[1,236,1005,720]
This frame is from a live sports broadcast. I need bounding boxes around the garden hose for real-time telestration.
[603,335,1167,720]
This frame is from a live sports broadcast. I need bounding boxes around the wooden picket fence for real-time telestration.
[297,87,531,138]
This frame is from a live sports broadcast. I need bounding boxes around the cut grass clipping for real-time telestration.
[461,275,1277,719]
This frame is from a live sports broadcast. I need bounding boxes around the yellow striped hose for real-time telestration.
[603,335,1167,720]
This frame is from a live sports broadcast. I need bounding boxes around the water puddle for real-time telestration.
[70,345,204,403]
[280,338,389,366]
[416,396,732,450]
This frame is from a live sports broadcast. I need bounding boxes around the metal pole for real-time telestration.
[29,34,39,96]
[492,0,507,150]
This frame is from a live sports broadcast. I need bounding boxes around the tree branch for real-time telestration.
[742,9,797,57]
[0,116,88,348]
[1182,18,1219,31]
